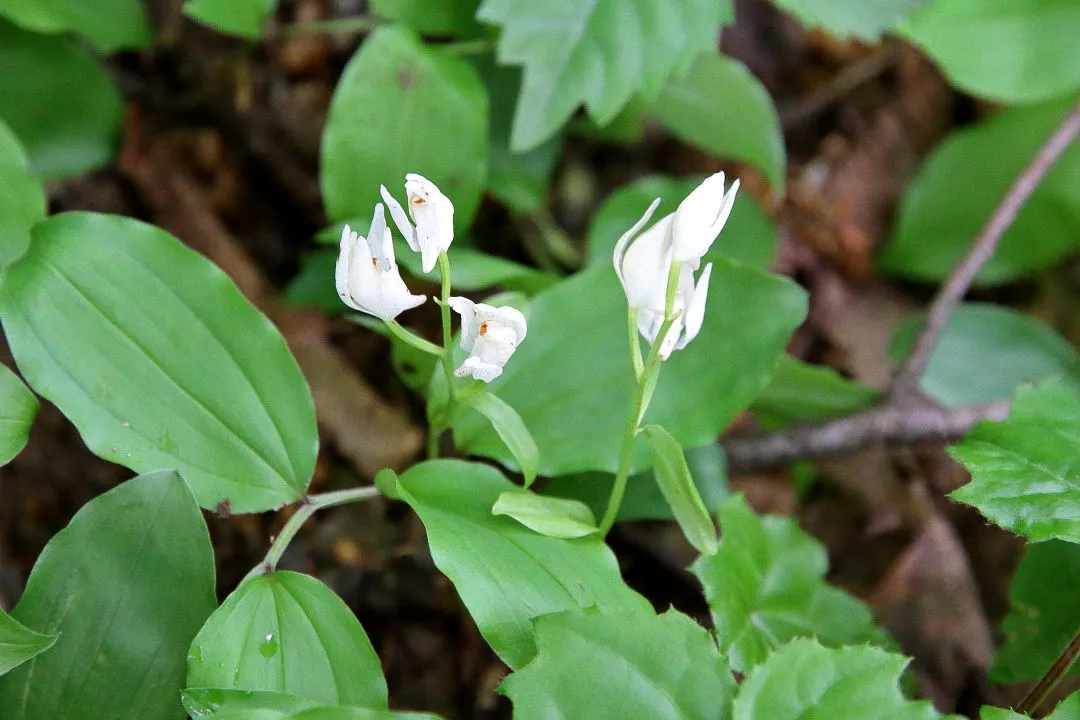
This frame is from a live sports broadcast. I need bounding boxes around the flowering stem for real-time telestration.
[385,319,443,357]
[427,251,457,458]
[243,486,381,583]
[627,308,644,380]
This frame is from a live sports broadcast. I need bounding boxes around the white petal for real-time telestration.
[336,224,358,310]
[455,356,503,383]
[404,174,454,272]
[368,204,392,272]
[380,185,418,252]
[672,172,737,264]
[677,263,712,350]
[491,305,528,343]
[620,214,674,312]
[448,296,479,351]
[613,197,661,295]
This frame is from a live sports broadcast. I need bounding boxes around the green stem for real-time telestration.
[281,15,381,35]
[627,308,644,380]
[385,319,443,357]
[427,251,457,458]
[1015,626,1080,716]
[244,486,381,583]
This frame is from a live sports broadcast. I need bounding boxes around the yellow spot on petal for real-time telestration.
[479,322,488,336]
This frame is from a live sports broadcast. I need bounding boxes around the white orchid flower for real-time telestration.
[447,297,527,383]
[335,203,426,321]
[380,173,455,274]
[613,172,738,359]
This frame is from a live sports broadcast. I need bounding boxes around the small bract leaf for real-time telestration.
[183,688,446,720]
[187,572,387,708]
[0,363,37,467]
[0,471,217,719]
[0,117,45,268]
[461,391,540,487]
[949,379,1080,543]
[492,491,598,538]
[0,609,55,677]
[692,495,883,672]
[772,0,927,39]
[501,608,736,720]
[183,0,276,38]
[641,424,717,555]
[0,0,151,52]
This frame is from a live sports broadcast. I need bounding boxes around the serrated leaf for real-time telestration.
[0,609,55,676]
[903,0,1080,104]
[0,117,45,268]
[183,0,276,39]
[991,540,1080,683]
[651,52,785,192]
[0,363,37,467]
[370,0,481,36]
[751,355,878,428]
[478,0,734,150]
[0,471,217,719]
[0,212,317,513]
[773,0,927,40]
[492,491,598,538]
[187,572,387,708]
[0,0,151,52]
[453,259,805,477]
[733,638,954,720]
[949,379,1080,543]
[890,303,1080,408]
[321,26,488,230]
[879,99,1080,285]
[641,424,718,555]
[0,19,123,178]
[393,460,650,669]
[183,689,446,720]
[501,608,735,720]
[692,495,883,672]
[460,391,539,486]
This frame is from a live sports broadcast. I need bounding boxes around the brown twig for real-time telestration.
[1014,627,1080,717]
[723,399,1009,473]
[891,96,1080,400]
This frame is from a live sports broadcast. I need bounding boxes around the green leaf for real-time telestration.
[187,571,387,708]
[0,212,317,513]
[453,260,806,477]
[879,99,1080,285]
[949,379,1080,543]
[981,709,1027,720]
[183,0,277,39]
[0,471,217,719]
[370,0,481,36]
[478,0,734,151]
[751,355,878,428]
[651,52,785,192]
[0,609,55,676]
[903,0,1080,104]
[393,460,650,669]
[0,0,150,52]
[459,390,539,486]
[183,689,445,720]
[733,638,954,720]
[0,19,124,178]
[492,491,598,538]
[586,174,778,270]
[0,117,45,268]
[0,363,37,466]
[501,608,736,720]
[772,0,927,40]
[991,540,1080,683]
[542,443,729,522]
[692,495,883,673]
[321,26,488,230]
[641,424,718,554]
[890,303,1080,407]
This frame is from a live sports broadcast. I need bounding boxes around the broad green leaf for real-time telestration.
[879,99,1080,285]
[0,0,150,52]
[390,460,650,668]
[0,19,123,178]
[692,495,883,673]
[651,52,785,192]
[0,363,37,466]
[751,355,878,428]
[184,689,445,720]
[542,443,728,522]
[183,0,277,39]
[0,117,45,268]
[586,175,778,270]
[0,471,216,719]
[0,212,317,513]
[187,571,387,708]
[772,0,927,39]
[321,26,488,230]
[453,259,806,477]
[733,639,954,720]
[459,390,539,486]
[641,424,718,555]
[903,0,1080,104]
[890,303,1080,407]
[478,0,734,151]
[981,709,1026,720]
[0,609,55,676]
[501,608,736,720]
[991,540,1080,683]
[949,379,1080,543]
[370,0,481,36]
[492,491,598,538]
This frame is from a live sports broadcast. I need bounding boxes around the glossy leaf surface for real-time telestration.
[184,689,445,720]
[0,117,45,268]
[642,424,718,554]
[0,363,37,466]
[0,609,55,677]
[492,491,598,539]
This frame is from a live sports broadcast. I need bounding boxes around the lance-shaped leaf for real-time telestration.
[460,391,539,487]
[492,491,598,539]
[642,424,717,555]
[0,212,317,513]
[0,471,217,719]
[187,572,387,709]
[0,363,37,467]
[0,117,45,268]
[0,609,55,677]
